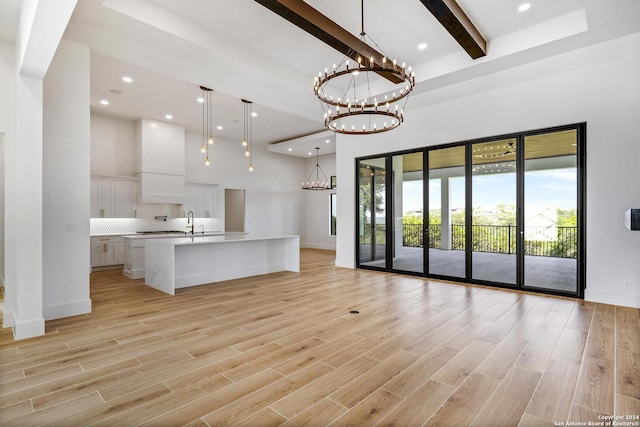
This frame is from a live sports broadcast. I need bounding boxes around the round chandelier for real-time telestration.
[302,148,332,190]
[313,0,415,135]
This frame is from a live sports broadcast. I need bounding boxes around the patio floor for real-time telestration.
[360,246,577,293]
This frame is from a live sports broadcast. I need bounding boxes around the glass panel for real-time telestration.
[358,158,387,267]
[524,130,578,293]
[392,152,423,273]
[471,139,517,284]
[330,193,337,235]
[428,146,466,278]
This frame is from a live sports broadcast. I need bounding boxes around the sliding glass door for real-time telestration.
[391,152,424,273]
[358,157,387,267]
[523,130,578,293]
[471,138,518,285]
[428,146,466,278]
[355,124,584,297]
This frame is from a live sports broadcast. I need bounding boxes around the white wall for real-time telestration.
[42,39,91,320]
[336,33,640,308]
[185,131,306,236]
[90,113,136,176]
[0,39,16,329]
[0,40,15,287]
[302,152,336,250]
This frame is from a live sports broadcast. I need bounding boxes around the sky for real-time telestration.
[402,168,577,214]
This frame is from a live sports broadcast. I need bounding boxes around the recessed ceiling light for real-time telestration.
[216,125,223,130]
[251,112,258,117]
[100,100,109,105]
[518,3,531,12]
[417,42,428,50]
[288,148,292,152]
[308,152,312,156]
[122,76,133,83]
[325,139,330,143]
[196,97,204,103]
[109,89,122,94]
[165,114,173,119]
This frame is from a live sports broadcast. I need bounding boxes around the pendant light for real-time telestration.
[302,148,332,190]
[200,86,214,166]
[242,99,254,172]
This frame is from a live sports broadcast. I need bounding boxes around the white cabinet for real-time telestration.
[91,236,125,267]
[115,180,137,218]
[90,177,115,218]
[183,184,217,218]
[91,176,138,218]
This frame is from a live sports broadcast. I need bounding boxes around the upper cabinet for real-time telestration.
[183,184,218,218]
[91,176,138,218]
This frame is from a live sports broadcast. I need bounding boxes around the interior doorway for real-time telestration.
[224,188,245,232]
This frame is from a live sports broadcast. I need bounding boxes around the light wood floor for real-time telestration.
[1,249,639,426]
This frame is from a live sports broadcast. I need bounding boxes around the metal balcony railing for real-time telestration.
[388,223,577,258]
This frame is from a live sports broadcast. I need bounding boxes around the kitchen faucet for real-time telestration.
[187,211,194,235]
[199,224,205,235]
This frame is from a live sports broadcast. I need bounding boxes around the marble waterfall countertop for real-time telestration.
[144,234,300,295]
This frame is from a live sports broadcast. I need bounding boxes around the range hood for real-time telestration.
[136,118,185,204]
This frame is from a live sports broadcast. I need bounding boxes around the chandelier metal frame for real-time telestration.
[302,148,332,190]
[313,0,415,135]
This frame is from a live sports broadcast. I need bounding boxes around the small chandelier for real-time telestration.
[241,99,254,172]
[302,148,332,190]
[200,86,214,166]
[313,0,415,135]
[473,142,516,159]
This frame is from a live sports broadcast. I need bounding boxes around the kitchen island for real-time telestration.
[144,234,300,295]
[123,231,246,279]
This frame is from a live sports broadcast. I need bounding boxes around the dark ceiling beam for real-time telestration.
[419,0,487,59]
[254,0,403,84]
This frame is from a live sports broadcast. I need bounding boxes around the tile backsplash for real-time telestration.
[135,203,184,219]
[91,217,221,235]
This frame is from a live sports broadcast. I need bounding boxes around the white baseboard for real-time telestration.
[2,309,15,328]
[585,289,640,308]
[13,316,45,340]
[335,257,355,269]
[43,299,92,320]
[301,243,336,251]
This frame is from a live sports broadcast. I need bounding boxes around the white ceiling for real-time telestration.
[3,0,639,157]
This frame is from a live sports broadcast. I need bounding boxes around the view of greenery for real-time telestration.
[400,206,577,258]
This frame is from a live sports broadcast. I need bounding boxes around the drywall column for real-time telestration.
[6,0,77,339]
[441,177,452,250]
[0,132,5,285]
[11,74,45,339]
[42,40,91,320]
[0,40,16,330]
